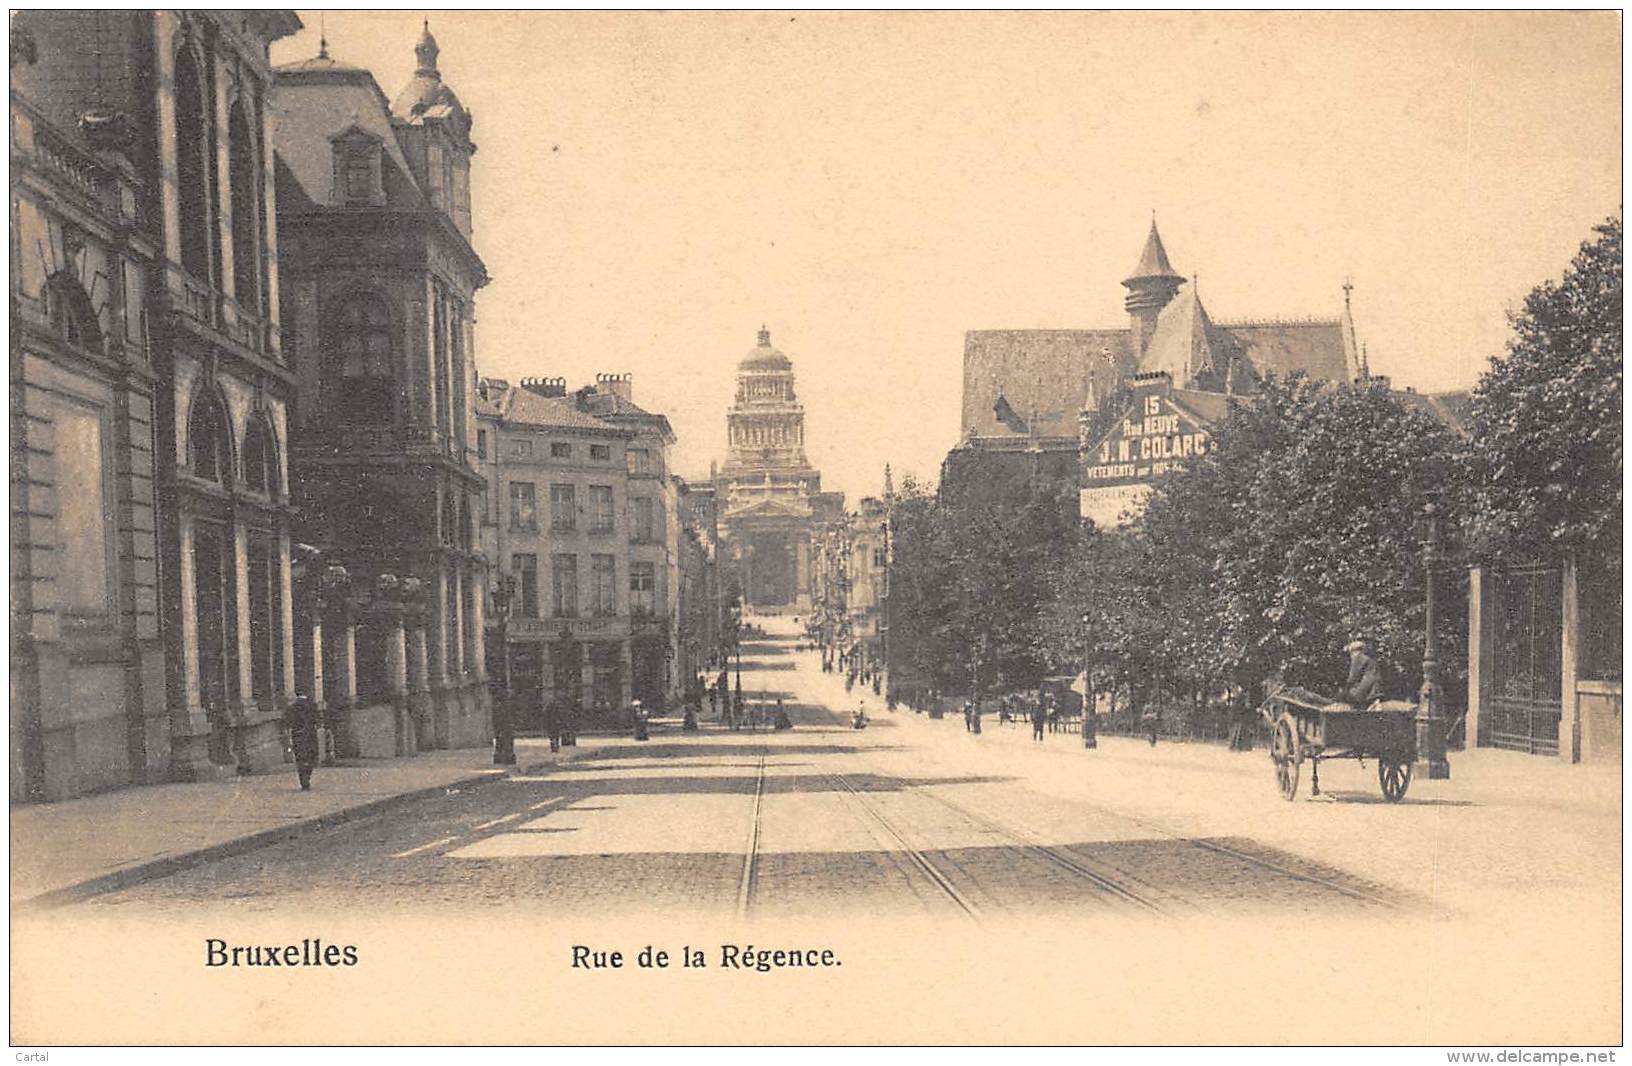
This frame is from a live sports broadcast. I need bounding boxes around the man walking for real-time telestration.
[1032,700,1047,742]
[284,695,321,790]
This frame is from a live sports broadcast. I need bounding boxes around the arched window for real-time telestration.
[46,272,101,351]
[173,45,211,281]
[189,393,229,484]
[327,293,396,425]
[228,98,259,312]
[242,416,276,495]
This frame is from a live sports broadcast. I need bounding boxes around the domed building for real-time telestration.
[717,328,842,611]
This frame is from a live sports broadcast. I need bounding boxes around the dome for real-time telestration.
[739,326,792,371]
[390,20,468,121]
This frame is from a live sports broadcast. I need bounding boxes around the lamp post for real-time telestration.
[1081,611,1097,749]
[490,574,517,766]
[1415,488,1451,780]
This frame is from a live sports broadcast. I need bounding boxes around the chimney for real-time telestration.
[519,376,567,398]
[596,372,633,403]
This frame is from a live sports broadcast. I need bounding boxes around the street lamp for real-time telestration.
[1080,611,1097,749]
[490,574,517,766]
[1414,487,1450,781]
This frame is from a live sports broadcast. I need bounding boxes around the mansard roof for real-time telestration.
[273,51,428,212]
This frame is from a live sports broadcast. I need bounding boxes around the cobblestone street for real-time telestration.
[77,622,1615,929]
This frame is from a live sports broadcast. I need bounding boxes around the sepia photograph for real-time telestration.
[7,7,1623,1049]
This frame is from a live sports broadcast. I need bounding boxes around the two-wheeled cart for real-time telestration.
[1259,685,1417,802]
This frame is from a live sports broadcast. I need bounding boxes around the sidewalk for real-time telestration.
[10,737,601,909]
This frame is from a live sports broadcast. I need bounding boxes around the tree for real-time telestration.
[888,472,1077,699]
[1128,375,1464,701]
[1464,215,1622,566]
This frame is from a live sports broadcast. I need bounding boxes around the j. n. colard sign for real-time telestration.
[1080,390,1211,527]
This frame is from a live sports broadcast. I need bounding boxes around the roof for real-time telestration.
[489,387,627,434]
[1397,389,1473,437]
[576,388,677,442]
[1217,318,1353,384]
[1139,286,1220,382]
[391,22,470,131]
[740,327,793,372]
[962,329,1134,439]
[1125,219,1184,282]
[273,52,428,211]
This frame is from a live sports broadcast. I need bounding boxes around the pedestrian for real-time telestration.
[1032,700,1046,742]
[284,695,321,790]
[1144,707,1159,746]
[963,700,973,732]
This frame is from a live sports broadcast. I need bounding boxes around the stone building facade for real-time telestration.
[476,376,682,726]
[716,327,842,612]
[272,25,491,757]
[11,11,303,800]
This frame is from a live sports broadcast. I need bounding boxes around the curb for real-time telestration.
[16,767,510,912]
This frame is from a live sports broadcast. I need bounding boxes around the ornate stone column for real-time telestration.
[323,564,358,759]
[232,515,283,772]
[168,512,224,781]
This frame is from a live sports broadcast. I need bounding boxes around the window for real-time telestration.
[551,554,578,618]
[242,417,276,495]
[509,481,537,530]
[550,442,571,459]
[512,553,538,618]
[874,548,887,568]
[589,486,614,533]
[627,448,652,476]
[189,395,227,484]
[632,497,654,543]
[47,272,101,351]
[330,294,395,424]
[591,554,616,617]
[511,439,533,458]
[173,46,210,281]
[630,561,655,617]
[476,429,487,459]
[343,150,374,201]
[228,99,259,311]
[550,484,576,531]
[56,403,110,613]
[590,444,610,461]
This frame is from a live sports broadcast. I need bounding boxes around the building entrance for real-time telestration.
[746,534,796,607]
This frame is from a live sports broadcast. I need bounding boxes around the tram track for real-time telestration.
[735,746,768,921]
[823,769,984,921]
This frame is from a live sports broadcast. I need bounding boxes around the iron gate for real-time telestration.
[1484,566,1563,755]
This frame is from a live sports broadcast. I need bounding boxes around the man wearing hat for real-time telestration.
[1344,638,1383,708]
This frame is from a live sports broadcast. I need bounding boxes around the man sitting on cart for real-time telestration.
[1341,637,1383,709]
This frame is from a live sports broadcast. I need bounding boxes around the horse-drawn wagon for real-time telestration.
[1260,685,1417,802]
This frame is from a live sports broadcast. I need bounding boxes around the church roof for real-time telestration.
[962,329,1134,439]
[740,327,793,371]
[1139,285,1220,382]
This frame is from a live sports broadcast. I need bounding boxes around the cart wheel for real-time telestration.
[1378,758,1412,802]
[1272,716,1300,801]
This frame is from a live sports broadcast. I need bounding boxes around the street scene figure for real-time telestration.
[283,696,321,791]
[1031,700,1047,742]
[1344,638,1383,708]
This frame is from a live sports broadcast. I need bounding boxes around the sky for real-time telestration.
[271,11,1622,501]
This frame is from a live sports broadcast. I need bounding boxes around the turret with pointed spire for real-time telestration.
[1122,217,1186,356]
[414,19,439,77]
